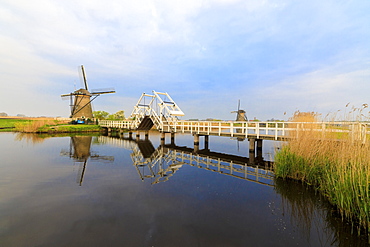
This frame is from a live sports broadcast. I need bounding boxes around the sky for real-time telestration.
[1,0,370,121]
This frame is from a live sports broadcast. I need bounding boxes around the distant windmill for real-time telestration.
[231,100,248,121]
[61,65,115,119]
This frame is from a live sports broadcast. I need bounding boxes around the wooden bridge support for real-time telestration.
[256,139,263,157]
[193,134,210,153]
[119,129,124,135]
[159,132,176,146]
[193,134,200,153]
[248,138,263,165]
[160,132,166,146]
[204,135,209,150]
[171,132,175,145]
[249,138,255,164]
[145,131,149,141]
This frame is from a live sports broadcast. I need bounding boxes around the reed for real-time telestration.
[14,120,57,132]
[14,120,101,133]
[274,106,370,233]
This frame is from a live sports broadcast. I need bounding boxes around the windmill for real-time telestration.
[231,99,248,121]
[61,65,116,119]
[231,99,248,148]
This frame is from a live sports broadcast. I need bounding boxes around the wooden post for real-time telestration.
[256,139,263,157]
[194,134,199,146]
[171,132,175,145]
[204,135,209,150]
[249,138,256,164]
[145,131,149,141]
[160,132,165,146]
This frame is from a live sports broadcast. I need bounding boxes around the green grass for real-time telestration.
[0,118,101,133]
[37,124,101,133]
[0,119,31,132]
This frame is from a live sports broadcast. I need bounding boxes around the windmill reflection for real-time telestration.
[61,136,114,185]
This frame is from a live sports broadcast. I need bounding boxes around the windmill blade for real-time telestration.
[61,95,71,101]
[81,65,89,91]
[91,88,116,95]
[91,91,116,95]
[61,93,73,97]
[236,99,241,121]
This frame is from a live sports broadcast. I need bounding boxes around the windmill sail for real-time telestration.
[61,65,116,119]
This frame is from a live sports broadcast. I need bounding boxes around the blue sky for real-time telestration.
[1,0,370,120]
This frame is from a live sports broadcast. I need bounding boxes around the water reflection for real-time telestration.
[274,179,369,246]
[99,135,274,186]
[9,132,369,246]
[98,133,369,246]
[60,135,114,185]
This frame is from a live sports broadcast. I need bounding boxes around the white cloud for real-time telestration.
[0,0,369,118]
[253,58,370,120]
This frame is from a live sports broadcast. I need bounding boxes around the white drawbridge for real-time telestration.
[130,91,184,131]
[100,91,370,143]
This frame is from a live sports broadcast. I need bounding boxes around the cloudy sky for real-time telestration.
[1,0,369,120]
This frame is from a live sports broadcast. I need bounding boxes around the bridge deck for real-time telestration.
[100,119,369,142]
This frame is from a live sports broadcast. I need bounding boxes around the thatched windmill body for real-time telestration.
[61,65,115,119]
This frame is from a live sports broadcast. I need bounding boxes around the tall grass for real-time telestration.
[14,120,101,133]
[14,120,57,132]
[274,107,370,234]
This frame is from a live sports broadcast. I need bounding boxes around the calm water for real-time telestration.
[0,132,368,247]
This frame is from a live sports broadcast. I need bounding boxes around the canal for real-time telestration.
[0,132,368,246]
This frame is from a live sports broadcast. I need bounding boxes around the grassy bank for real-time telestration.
[0,118,101,133]
[274,111,370,234]
[0,118,30,132]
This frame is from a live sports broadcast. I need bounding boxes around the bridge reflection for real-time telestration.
[99,134,274,186]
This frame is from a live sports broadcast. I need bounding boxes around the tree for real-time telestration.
[107,110,125,120]
[93,111,109,120]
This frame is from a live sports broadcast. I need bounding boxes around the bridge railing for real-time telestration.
[99,120,134,129]
[171,121,370,141]
[99,120,370,142]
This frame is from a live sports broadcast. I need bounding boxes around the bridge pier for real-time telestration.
[159,132,176,146]
[145,131,149,141]
[171,132,175,145]
[193,134,200,153]
[160,132,166,146]
[204,135,209,150]
[256,139,263,157]
[193,134,210,153]
[194,134,199,146]
[249,138,255,164]
[102,127,109,135]
[129,131,133,139]
[248,138,263,165]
